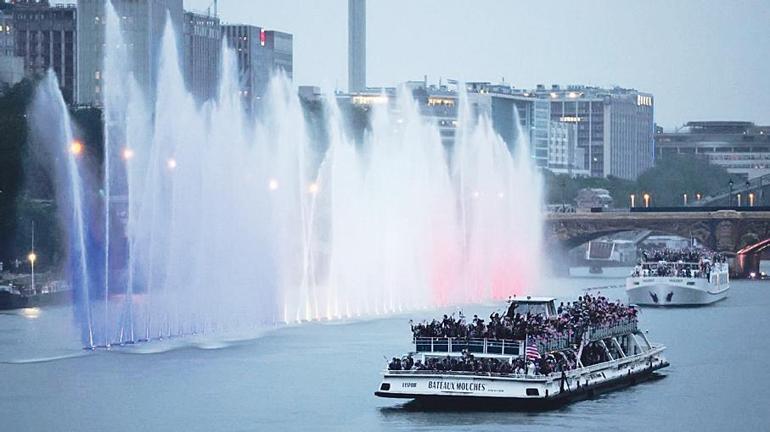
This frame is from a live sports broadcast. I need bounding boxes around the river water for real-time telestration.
[1,272,769,432]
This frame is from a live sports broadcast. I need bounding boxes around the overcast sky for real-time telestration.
[69,0,770,128]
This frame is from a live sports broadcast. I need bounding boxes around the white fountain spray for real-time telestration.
[32,5,544,347]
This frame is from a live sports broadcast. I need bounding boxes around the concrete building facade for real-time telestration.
[548,120,587,177]
[11,0,76,102]
[347,0,365,92]
[183,10,220,102]
[76,0,184,106]
[223,24,293,108]
[0,4,24,89]
[655,121,770,180]
[466,82,552,168]
[541,85,654,180]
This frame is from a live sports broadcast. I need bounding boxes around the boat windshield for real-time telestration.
[510,302,549,316]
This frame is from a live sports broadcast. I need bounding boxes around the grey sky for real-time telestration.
[73,0,770,128]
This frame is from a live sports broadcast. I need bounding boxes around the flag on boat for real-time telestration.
[526,344,541,360]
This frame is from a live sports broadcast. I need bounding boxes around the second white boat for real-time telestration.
[626,259,729,306]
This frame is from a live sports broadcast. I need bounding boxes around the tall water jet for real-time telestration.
[28,72,96,347]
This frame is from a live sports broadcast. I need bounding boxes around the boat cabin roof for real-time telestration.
[508,296,556,304]
[506,296,557,318]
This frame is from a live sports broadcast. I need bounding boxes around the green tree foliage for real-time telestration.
[544,155,732,208]
[0,80,104,269]
[635,155,731,207]
[0,79,34,264]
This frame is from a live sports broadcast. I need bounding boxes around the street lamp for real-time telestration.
[683,193,688,206]
[737,193,742,207]
[745,181,751,207]
[122,147,135,161]
[728,179,734,206]
[630,194,636,208]
[308,182,319,195]
[643,193,651,208]
[69,140,84,156]
[749,192,755,207]
[696,192,702,202]
[27,251,37,294]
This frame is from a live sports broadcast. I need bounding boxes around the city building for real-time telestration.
[223,24,293,108]
[538,84,654,180]
[655,121,770,180]
[0,4,24,89]
[10,0,76,102]
[183,11,220,101]
[548,120,588,177]
[77,0,184,106]
[465,82,552,168]
[347,0,365,93]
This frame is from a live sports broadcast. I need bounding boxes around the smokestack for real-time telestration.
[348,0,366,93]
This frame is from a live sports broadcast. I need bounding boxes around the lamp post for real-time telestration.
[696,192,702,202]
[737,193,742,207]
[745,181,751,207]
[560,178,567,211]
[28,252,36,294]
[28,223,36,294]
[643,193,651,208]
[728,179,734,206]
[683,193,688,206]
[630,194,636,208]
[749,192,755,207]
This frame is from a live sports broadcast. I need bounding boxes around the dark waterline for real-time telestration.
[1,276,769,431]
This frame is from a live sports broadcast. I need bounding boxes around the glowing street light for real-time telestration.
[308,182,319,195]
[630,194,635,208]
[69,140,84,156]
[749,192,755,207]
[27,251,37,293]
[166,158,177,170]
[683,193,688,206]
[643,193,651,208]
[122,147,135,161]
[696,193,702,202]
[737,193,742,207]
[268,178,279,191]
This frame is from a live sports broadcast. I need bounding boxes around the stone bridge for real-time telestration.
[545,209,770,278]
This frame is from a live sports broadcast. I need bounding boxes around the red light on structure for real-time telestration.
[260,29,266,46]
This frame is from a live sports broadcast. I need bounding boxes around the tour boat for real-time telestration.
[374,297,668,409]
[625,260,729,306]
[0,281,71,311]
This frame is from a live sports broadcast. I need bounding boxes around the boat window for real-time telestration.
[511,302,549,316]
[526,388,540,396]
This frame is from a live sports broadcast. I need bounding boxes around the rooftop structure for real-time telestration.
[10,0,76,102]
[655,121,770,180]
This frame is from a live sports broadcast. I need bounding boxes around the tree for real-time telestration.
[636,155,731,207]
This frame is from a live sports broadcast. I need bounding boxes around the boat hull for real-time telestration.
[0,289,72,311]
[625,276,729,306]
[375,349,668,409]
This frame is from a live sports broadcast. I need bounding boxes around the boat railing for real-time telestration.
[413,320,638,356]
[413,337,522,356]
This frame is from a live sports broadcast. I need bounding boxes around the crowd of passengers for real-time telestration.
[410,293,637,344]
[387,342,621,375]
[633,248,726,278]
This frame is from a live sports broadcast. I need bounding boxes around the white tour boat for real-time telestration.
[375,297,668,408]
[626,259,729,306]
